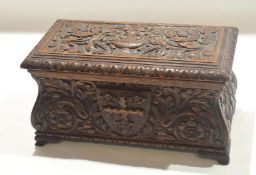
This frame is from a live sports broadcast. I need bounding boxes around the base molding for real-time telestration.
[35,131,230,165]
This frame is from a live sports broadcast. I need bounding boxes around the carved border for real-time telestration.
[22,58,229,82]
[35,130,228,153]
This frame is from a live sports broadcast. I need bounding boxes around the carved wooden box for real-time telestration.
[21,19,238,165]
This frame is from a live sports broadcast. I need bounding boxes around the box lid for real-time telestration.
[21,19,238,84]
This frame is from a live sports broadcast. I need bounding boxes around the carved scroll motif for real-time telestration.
[32,77,229,146]
[45,22,221,60]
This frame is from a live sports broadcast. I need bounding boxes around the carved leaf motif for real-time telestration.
[219,72,237,124]
[71,81,96,100]
[46,22,220,60]
[33,78,94,131]
[32,77,229,146]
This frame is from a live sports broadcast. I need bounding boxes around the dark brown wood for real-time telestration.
[21,19,238,165]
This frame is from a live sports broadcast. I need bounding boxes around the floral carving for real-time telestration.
[32,78,95,132]
[45,22,221,60]
[31,77,231,146]
[149,87,222,144]
[47,101,78,130]
[219,72,237,128]
[171,113,211,142]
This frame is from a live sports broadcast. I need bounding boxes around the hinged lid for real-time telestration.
[21,19,238,84]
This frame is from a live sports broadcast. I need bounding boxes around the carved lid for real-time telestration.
[21,19,238,83]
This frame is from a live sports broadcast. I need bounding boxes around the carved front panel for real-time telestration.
[32,77,228,147]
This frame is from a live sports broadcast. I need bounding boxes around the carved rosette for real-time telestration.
[31,78,96,133]
[149,86,224,145]
[46,100,79,130]
[31,77,230,147]
[170,113,211,142]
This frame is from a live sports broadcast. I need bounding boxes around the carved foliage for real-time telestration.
[32,78,97,134]
[219,72,237,127]
[149,87,222,144]
[32,77,228,146]
[46,22,220,60]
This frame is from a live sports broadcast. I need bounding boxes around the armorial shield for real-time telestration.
[97,88,151,137]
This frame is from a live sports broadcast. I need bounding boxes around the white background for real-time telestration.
[0,1,255,174]
[0,0,256,33]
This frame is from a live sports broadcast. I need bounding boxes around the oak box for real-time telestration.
[21,19,238,165]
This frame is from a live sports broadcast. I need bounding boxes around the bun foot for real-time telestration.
[198,150,230,165]
[217,157,230,165]
[34,132,61,146]
[35,140,47,146]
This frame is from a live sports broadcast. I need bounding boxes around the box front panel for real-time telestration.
[31,76,229,149]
